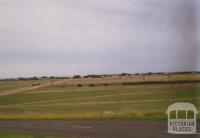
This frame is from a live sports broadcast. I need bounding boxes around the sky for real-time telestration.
[0,0,199,78]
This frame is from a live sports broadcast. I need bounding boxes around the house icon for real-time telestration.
[166,102,198,134]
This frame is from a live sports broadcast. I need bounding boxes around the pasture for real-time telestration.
[0,132,60,138]
[0,73,199,120]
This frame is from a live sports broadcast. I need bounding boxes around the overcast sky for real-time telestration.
[0,0,199,78]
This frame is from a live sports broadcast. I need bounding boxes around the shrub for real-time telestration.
[77,84,83,87]
[32,83,41,86]
[88,84,95,87]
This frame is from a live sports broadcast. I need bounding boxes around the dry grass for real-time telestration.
[0,73,199,120]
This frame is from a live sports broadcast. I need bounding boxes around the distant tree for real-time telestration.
[84,74,101,78]
[32,77,39,80]
[62,77,70,79]
[18,77,26,81]
[73,75,81,79]
[121,73,128,76]
[42,76,48,79]
[148,72,152,75]
[120,73,132,76]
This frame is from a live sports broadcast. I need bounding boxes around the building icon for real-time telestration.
[166,102,198,134]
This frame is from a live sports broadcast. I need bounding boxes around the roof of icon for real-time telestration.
[166,102,198,114]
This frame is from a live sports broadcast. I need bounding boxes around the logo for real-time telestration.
[166,102,198,134]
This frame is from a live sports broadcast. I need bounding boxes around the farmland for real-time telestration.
[0,73,199,120]
[0,131,60,138]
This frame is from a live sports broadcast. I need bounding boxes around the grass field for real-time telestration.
[0,73,199,120]
[0,132,60,138]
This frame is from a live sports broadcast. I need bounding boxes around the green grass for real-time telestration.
[0,73,199,120]
[0,132,60,138]
[0,82,199,120]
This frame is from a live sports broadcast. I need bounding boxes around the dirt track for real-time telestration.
[0,121,199,138]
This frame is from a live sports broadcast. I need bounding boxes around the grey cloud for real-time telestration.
[0,0,199,78]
